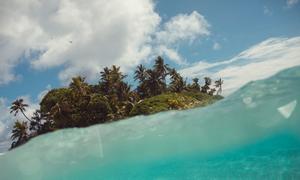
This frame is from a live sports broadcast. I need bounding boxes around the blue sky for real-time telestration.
[1,0,300,151]
[0,0,300,101]
[157,0,300,61]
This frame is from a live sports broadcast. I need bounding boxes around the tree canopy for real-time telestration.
[9,56,223,149]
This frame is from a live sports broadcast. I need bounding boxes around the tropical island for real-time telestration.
[9,56,223,149]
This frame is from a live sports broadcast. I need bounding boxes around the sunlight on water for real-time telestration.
[278,100,297,119]
[0,67,300,179]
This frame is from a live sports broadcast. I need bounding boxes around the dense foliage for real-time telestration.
[9,56,223,149]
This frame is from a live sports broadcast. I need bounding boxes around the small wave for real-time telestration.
[1,66,300,179]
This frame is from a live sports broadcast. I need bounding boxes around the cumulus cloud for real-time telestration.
[0,0,160,83]
[155,11,210,45]
[155,45,186,65]
[0,0,209,85]
[154,11,210,64]
[0,98,10,136]
[286,0,299,7]
[180,36,300,95]
[37,84,52,102]
[0,97,14,152]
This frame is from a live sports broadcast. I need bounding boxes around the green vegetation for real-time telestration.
[9,56,223,149]
[130,92,221,116]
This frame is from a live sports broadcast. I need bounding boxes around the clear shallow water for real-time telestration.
[0,67,300,179]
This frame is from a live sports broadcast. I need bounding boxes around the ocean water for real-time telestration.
[0,67,300,179]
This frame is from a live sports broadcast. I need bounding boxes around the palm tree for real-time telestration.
[204,77,212,86]
[11,121,28,148]
[153,56,169,79]
[10,99,31,122]
[145,69,165,96]
[29,110,42,132]
[69,76,89,96]
[134,64,149,98]
[99,65,127,97]
[169,68,185,93]
[99,65,132,116]
[99,67,111,94]
[208,88,216,95]
[215,78,224,95]
[190,78,200,91]
[153,56,169,92]
[134,64,146,82]
[111,65,127,94]
[117,82,131,102]
[201,77,212,93]
[30,110,54,134]
[111,65,126,81]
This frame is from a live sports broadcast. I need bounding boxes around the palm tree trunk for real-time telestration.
[21,110,32,122]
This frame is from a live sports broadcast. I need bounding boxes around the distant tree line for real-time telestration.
[9,56,223,149]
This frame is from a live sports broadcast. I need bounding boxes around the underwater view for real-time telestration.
[1,66,299,179]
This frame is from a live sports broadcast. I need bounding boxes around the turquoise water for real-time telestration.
[0,67,300,179]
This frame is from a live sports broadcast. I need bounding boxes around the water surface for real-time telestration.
[1,67,300,179]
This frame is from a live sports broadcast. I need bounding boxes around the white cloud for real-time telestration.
[180,37,300,95]
[156,11,210,45]
[213,42,221,50]
[0,0,209,85]
[154,11,210,64]
[156,45,186,65]
[286,0,299,7]
[0,97,14,152]
[0,0,160,84]
[37,84,52,102]
[0,40,23,85]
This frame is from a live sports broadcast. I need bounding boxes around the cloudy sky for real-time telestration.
[0,0,300,151]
